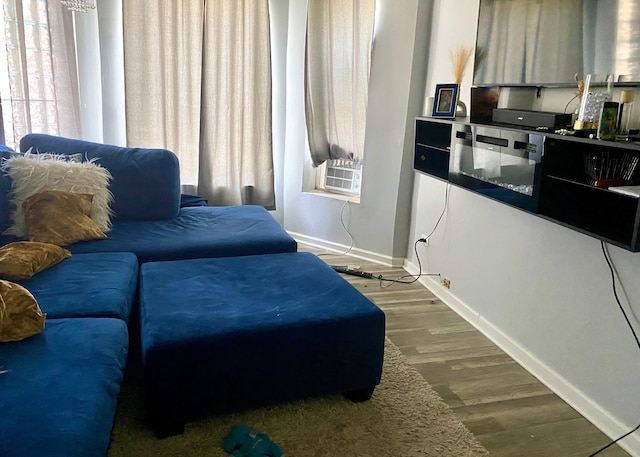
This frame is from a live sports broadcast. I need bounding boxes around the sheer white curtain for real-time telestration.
[123,0,275,208]
[123,0,203,195]
[305,0,375,168]
[0,0,80,149]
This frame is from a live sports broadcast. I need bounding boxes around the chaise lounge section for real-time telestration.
[0,317,129,457]
[15,134,298,263]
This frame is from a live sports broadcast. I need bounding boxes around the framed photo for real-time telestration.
[432,83,459,118]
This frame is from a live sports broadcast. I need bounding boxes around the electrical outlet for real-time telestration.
[442,278,451,289]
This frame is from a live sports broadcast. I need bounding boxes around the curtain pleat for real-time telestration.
[123,0,274,208]
[198,0,274,208]
[0,0,80,149]
[46,0,80,138]
[123,0,204,194]
[305,0,374,168]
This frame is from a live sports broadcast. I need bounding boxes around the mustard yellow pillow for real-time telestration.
[23,190,107,246]
[0,241,71,281]
[0,280,45,342]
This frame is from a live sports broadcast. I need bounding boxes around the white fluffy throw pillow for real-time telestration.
[2,153,114,237]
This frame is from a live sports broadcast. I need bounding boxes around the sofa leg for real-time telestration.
[344,386,375,403]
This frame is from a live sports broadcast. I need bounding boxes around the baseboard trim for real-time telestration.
[404,260,640,457]
[289,232,405,267]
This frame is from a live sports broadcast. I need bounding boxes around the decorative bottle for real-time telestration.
[618,90,635,136]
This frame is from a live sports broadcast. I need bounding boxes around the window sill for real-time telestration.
[303,189,360,204]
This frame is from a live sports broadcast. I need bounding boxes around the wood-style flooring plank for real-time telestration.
[299,244,631,456]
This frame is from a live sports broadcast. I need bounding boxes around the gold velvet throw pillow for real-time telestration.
[2,152,113,237]
[0,241,71,281]
[0,280,45,342]
[23,190,107,246]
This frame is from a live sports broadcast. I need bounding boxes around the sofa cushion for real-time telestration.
[0,280,45,342]
[23,191,107,246]
[65,205,297,263]
[2,153,113,237]
[19,252,138,322]
[0,241,71,281]
[0,317,128,457]
[20,134,181,221]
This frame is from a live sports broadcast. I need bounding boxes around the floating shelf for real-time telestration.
[414,117,640,252]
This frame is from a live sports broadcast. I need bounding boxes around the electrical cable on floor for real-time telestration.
[317,198,355,258]
[587,241,640,457]
[377,239,440,288]
[330,183,449,288]
[588,423,640,457]
[375,182,450,288]
[330,238,440,285]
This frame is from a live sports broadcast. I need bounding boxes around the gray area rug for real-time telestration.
[108,339,489,457]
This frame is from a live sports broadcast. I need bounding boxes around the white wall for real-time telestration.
[281,0,431,264]
[407,1,640,455]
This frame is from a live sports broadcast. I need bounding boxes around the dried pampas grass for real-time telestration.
[450,45,474,84]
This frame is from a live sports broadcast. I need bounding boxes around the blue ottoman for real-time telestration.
[139,252,385,436]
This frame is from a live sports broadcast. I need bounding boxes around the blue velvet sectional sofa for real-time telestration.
[0,134,297,457]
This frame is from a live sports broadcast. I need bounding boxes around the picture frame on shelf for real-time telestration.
[432,83,459,118]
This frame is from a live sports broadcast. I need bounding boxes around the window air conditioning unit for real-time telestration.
[324,159,362,195]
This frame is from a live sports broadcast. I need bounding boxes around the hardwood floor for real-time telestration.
[300,245,631,457]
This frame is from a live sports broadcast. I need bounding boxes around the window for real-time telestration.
[305,0,375,195]
[0,0,80,150]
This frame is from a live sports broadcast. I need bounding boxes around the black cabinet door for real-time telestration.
[414,119,451,180]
